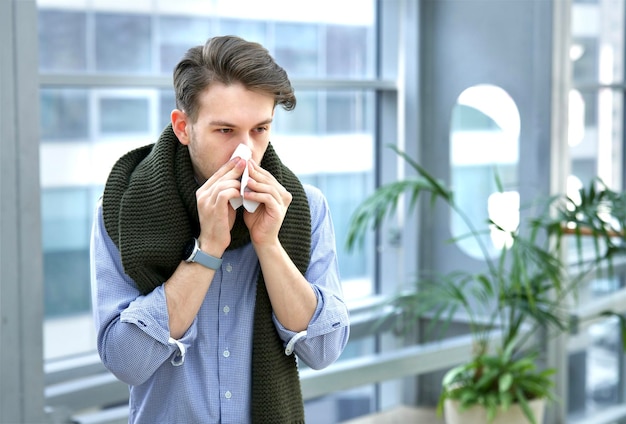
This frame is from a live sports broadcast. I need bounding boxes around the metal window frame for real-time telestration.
[7,0,502,422]
[0,0,45,423]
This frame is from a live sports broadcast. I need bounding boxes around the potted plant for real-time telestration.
[346,146,626,424]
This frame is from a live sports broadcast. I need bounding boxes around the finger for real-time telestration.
[245,178,292,208]
[246,160,275,184]
[200,157,246,191]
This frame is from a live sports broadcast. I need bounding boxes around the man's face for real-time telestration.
[175,81,275,183]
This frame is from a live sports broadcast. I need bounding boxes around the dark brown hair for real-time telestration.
[173,35,296,122]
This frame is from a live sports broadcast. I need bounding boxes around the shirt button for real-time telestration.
[225,263,233,273]
[223,349,230,358]
[225,391,232,399]
[223,305,230,314]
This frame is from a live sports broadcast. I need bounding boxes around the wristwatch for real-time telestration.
[182,238,222,270]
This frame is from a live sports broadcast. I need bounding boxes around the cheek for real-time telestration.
[252,141,270,163]
[187,144,221,180]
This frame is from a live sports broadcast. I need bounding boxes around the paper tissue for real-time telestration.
[228,144,260,212]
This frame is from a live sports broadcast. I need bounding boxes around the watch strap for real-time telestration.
[193,248,222,270]
[188,238,222,270]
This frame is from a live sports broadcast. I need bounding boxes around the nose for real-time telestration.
[236,136,255,159]
[231,143,252,162]
[239,136,253,151]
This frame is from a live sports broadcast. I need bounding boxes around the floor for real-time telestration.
[342,406,446,424]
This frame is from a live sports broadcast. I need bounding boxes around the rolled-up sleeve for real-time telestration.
[273,185,350,370]
[90,199,197,385]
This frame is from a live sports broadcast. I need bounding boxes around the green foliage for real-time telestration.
[346,145,626,423]
[437,346,555,424]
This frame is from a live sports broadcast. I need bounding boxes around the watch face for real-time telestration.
[182,239,196,261]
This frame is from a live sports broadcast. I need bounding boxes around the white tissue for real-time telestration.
[228,144,260,212]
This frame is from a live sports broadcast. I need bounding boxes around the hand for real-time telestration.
[195,157,246,255]
[242,160,292,246]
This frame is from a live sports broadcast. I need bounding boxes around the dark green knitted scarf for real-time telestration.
[102,124,310,423]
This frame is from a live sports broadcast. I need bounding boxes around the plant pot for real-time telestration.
[444,397,545,424]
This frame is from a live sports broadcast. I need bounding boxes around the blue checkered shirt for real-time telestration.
[90,184,350,423]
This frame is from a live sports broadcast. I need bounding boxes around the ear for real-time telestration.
[171,109,191,145]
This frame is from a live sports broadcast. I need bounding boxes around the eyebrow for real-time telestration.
[209,118,273,128]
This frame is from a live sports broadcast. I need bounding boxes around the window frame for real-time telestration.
[35,1,415,422]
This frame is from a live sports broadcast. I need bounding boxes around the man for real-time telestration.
[90,35,350,423]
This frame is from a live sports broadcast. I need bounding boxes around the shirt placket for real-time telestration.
[218,260,236,411]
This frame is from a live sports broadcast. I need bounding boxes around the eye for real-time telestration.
[254,126,268,133]
[218,128,233,134]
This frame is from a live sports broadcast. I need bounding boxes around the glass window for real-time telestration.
[571,0,624,85]
[42,187,100,318]
[303,336,377,422]
[449,84,520,258]
[326,91,372,134]
[159,89,176,130]
[99,97,150,134]
[40,3,378,340]
[158,15,214,74]
[571,37,599,84]
[275,91,373,136]
[273,89,375,300]
[95,12,152,73]
[38,9,87,72]
[302,172,374,284]
[38,6,380,422]
[219,18,267,47]
[568,315,624,418]
[325,25,372,78]
[306,387,375,423]
[568,86,624,192]
[569,0,626,206]
[274,92,319,135]
[40,88,89,141]
[274,23,319,78]
[567,3,626,423]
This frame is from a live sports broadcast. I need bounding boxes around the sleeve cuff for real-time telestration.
[168,337,187,366]
[284,330,308,355]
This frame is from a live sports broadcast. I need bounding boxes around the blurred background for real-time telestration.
[2,0,626,423]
